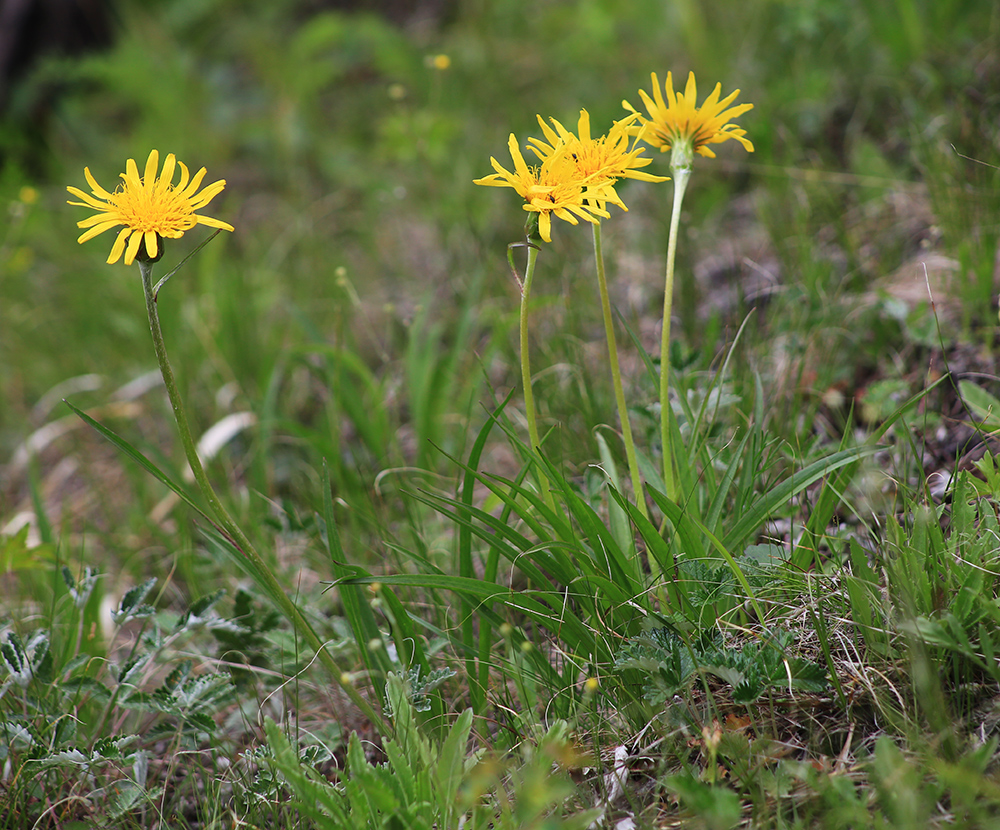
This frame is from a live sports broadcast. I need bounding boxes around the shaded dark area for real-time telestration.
[306,0,456,27]
[0,0,113,108]
[0,0,461,172]
[0,0,114,169]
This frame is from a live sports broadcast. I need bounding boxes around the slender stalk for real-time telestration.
[138,259,386,732]
[591,222,648,521]
[659,165,691,501]
[517,242,555,510]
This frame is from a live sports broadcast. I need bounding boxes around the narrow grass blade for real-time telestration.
[335,573,597,656]
[319,460,396,695]
[645,486,707,562]
[647,485,765,622]
[457,390,514,713]
[606,487,690,617]
[595,428,635,558]
[703,428,753,538]
[792,375,947,569]
[542,456,643,594]
[724,445,881,558]
[408,488,558,588]
[65,400,212,524]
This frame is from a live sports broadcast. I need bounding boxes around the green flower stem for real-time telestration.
[660,164,691,501]
[591,222,648,521]
[138,260,386,732]
[518,242,554,511]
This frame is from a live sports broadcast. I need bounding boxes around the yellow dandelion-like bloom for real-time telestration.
[624,71,753,165]
[474,133,612,243]
[67,149,234,266]
[527,109,669,210]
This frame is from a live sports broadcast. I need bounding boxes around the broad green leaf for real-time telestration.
[0,526,53,572]
[959,380,1000,430]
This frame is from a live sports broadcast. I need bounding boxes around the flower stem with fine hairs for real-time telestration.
[138,259,386,731]
[591,221,648,522]
[660,164,691,502]
[515,241,555,511]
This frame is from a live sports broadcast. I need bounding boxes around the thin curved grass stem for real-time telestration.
[591,222,648,522]
[138,259,387,732]
[517,242,555,511]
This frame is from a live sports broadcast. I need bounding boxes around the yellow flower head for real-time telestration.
[67,150,234,266]
[474,134,611,243]
[624,71,753,166]
[527,109,669,211]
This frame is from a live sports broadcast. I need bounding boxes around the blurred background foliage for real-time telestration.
[1,0,998,572]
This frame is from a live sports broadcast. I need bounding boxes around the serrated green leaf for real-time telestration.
[732,678,763,704]
[786,659,828,692]
[177,588,227,630]
[108,780,145,820]
[184,711,217,733]
[73,568,99,608]
[114,578,157,624]
[32,637,53,685]
[116,652,152,687]
[1,631,50,686]
[52,714,77,747]
[93,735,135,759]
[0,720,37,749]
[1,632,27,678]
[702,662,748,690]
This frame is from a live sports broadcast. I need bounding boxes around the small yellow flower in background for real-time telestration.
[67,149,234,266]
[19,186,38,205]
[474,133,613,242]
[429,53,451,70]
[527,109,669,211]
[624,71,753,167]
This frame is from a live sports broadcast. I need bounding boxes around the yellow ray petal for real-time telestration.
[107,227,132,263]
[143,150,160,186]
[123,231,144,265]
